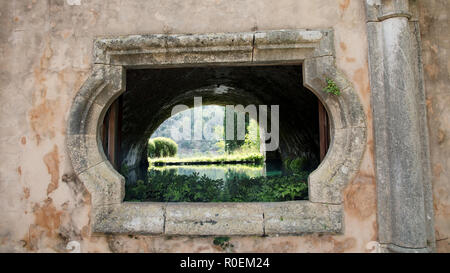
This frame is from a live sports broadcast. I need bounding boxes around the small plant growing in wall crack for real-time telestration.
[213,236,234,252]
[323,78,341,96]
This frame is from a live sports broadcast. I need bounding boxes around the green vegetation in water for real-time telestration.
[124,170,308,202]
[151,163,265,172]
[323,78,341,96]
[149,152,264,166]
[150,164,269,182]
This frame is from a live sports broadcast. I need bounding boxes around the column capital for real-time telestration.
[365,0,411,22]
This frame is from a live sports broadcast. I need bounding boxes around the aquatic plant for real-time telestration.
[125,171,308,202]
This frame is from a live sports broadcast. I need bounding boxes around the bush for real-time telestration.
[282,156,308,175]
[150,137,178,158]
[289,157,307,174]
[125,171,308,202]
[224,172,308,202]
[126,171,222,202]
[283,158,291,170]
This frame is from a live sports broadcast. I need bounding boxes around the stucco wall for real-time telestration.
[1,0,376,252]
[418,0,450,253]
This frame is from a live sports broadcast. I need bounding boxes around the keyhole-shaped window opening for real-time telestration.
[100,65,330,202]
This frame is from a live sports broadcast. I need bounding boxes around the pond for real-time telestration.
[149,160,284,182]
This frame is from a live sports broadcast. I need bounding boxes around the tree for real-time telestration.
[149,137,178,157]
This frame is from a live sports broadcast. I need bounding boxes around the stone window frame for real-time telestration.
[67,29,366,236]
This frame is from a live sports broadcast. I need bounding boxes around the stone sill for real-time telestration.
[92,201,342,236]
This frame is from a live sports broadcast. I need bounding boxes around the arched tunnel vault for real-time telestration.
[118,65,322,181]
[67,30,367,235]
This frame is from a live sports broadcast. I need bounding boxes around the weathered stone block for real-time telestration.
[321,95,348,130]
[94,33,254,66]
[253,30,323,62]
[263,202,342,235]
[77,65,125,108]
[165,203,264,236]
[309,126,365,204]
[67,134,105,175]
[77,161,125,207]
[379,0,411,21]
[67,93,102,136]
[309,161,345,204]
[303,56,355,130]
[67,84,111,137]
[340,87,366,128]
[312,29,335,57]
[92,203,164,235]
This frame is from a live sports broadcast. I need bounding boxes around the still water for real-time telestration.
[149,161,283,182]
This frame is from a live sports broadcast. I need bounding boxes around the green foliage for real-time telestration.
[214,125,226,151]
[213,236,233,251]
[243,119,260,152]
[223,172,308,202]
[149,152,264,166]
[126,172,223,202]
[289,157,307,174]
[147,140,156,158]
[150,137,178,158]
[223,108,260,155]
[213,236,230,246]
[125,171,308,202]
[283,156,308,175]
[323,78,341,96]
[283,158,292,170]
[125,180,148,202]
[120,163,130,177]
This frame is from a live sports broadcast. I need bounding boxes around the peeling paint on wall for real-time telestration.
[418,0,450,253]
[43,145,59,195]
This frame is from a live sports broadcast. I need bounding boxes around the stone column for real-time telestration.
[365,0,435,252]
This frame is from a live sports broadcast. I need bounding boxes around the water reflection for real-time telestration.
[149,161,283,182]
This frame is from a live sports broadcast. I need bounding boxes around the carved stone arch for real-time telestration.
[303,56,366,204]
[67,29,366,235]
